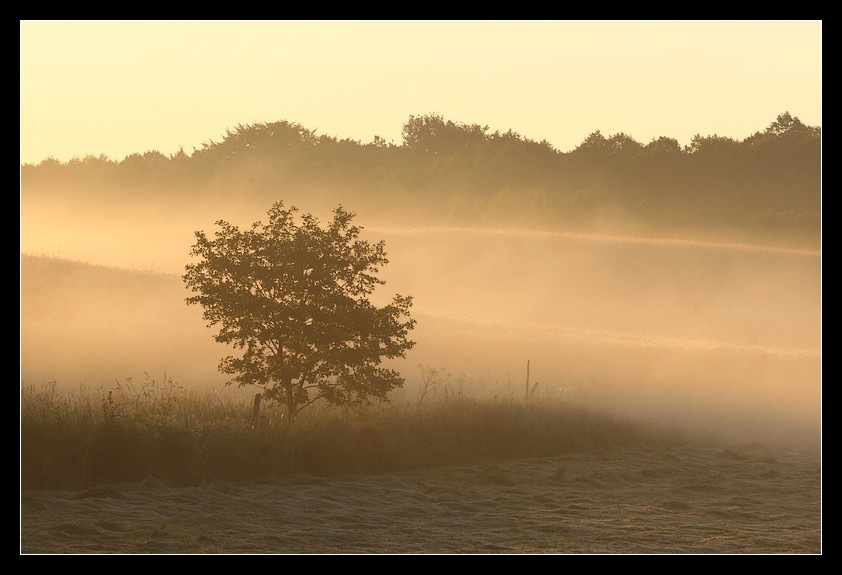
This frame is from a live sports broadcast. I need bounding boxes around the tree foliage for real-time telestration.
[401,113,489,155]
[183,202,416,423]
[22,111,821,245]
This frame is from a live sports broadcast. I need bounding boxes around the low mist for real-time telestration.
[20,188,821,449]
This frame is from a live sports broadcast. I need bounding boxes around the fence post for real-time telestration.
[252,393,262,426]
[525,360,530,403]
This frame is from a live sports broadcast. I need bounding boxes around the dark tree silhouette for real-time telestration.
[21,112,821,245]
[183,201,416,423]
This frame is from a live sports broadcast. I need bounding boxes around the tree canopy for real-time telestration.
[183,202,416,423]
[21,112,822,246]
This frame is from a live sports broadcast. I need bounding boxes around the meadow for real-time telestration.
[19,205,821,553]
[20,374,821,554]
[21,370,697,491]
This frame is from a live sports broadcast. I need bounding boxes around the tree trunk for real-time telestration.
[283,377,297,424]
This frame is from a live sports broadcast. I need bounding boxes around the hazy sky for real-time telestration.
[20,20,821,165]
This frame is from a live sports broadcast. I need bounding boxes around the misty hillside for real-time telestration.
[20,255,228,389]
[19,111,821,449]
[21,221,821,449]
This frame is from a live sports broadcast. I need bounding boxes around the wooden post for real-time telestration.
[525,360,530,403]
[252,393,262,425]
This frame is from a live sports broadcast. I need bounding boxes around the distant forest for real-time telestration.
[21,112,821,246]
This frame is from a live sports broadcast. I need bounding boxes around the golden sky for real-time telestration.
[20,20,821,165]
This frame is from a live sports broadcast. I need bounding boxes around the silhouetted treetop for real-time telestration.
[194,120,320,164]
[766,111,821,139]
[686,134,742,155]
[644,136,683,155]
[401,113,490,155]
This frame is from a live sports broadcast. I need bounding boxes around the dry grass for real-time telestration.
[20,374,708,490]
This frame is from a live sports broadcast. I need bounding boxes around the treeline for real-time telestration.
[21,112,821,245]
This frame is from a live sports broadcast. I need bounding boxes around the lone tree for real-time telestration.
[183,201,416,423]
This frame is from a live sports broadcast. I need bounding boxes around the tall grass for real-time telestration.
[21,374,708,490]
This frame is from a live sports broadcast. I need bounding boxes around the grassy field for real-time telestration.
[20,374,707,490]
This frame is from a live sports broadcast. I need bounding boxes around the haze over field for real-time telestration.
[20,20,821,451]
[20,222,821,447]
